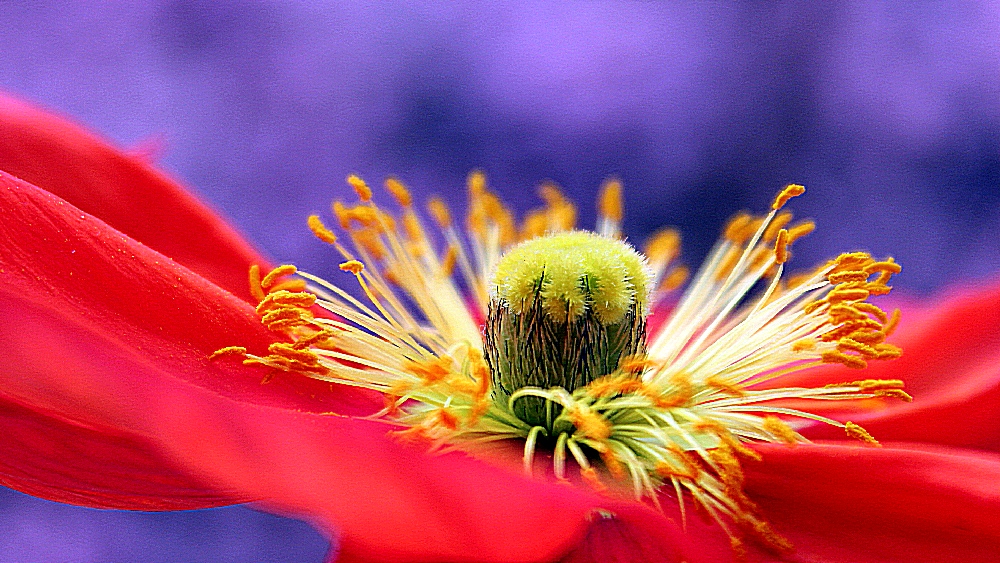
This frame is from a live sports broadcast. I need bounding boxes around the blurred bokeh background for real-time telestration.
[0,1,997,561]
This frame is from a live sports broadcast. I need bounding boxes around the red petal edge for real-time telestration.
[0,92,267,301]
[0,173,696,561]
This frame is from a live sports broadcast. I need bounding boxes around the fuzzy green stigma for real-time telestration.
[485,231,650,429]
[492,231,650,323]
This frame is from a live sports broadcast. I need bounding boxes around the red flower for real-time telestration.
[0,93,998,562]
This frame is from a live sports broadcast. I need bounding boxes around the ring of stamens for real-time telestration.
[214,176,906,555]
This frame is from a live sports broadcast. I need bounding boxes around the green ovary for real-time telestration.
[485,231,652,429]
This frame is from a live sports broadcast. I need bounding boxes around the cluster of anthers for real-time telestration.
[213,173,908,555]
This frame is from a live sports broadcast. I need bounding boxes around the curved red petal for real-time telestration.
[0,92,266,301]
[0,173,693,561]
[775,280,1000,449]
[744,442,1000,562]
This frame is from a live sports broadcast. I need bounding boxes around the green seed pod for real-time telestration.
[485,231,651,428]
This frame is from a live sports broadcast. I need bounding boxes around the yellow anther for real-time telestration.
[402,211,424,243]
[830,252,875,274]
[384,176,412,207]
[268,279,307,294]
[837,338,880,358]
[882,308,901,336]
[248,264,266,302]
[723,213,753,243]
[209,346,248,360]
[773,229,790,264]
[846,330,885,345]
[440,245,458,277]
[520,210,548,240]
[792,337,817,351]
[255,290,317,314]
[585,373,645,398]
[339,260,365,274]
[786,220,815,242]
[567,405,612,440]
[827,287,870,303]
[353,229,387,260]
[706,375,746,397]
[850,379,906,392]
[715,247,742,281]
[828,270,870,284]
[307,215,337,244]
[268,342,324,368]
[763,211,794,241]
[844,421,881,446]
[468,170,487,196]
[660,266,690,291]
[644,228,681,263]
[427,197,452,228]
[803,299,827,315]
[851,302,888,323]
[654,461,695,481]
[404,355,453,384]
[261,265,297,290]
[874,342,903,359]
[762,416,799,444]
[538,181,566,205]
[771,184,806,210]
[875,388,913,401]
[434,408,460,431]
[293,328,336,350]
[864,259,902,275]
[332,201,351,230]
[598,178,623,222]
[347,174,372,201]
[821,349,867,369]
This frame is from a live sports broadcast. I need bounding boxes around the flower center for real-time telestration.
[484,231,651,429]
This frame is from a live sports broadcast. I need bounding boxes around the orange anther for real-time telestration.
[339,260,365,274]
[845,421,881,446]
[248,264,266,302]
[598,178,623,222]
[821,349,867,369]
[786,220,815,242]
[661,266,690,291]
[771,184,806,210]
[307,215,337,244]
[384,176,412,207]
[467,170,487,196]
[347,174,372,201]
[764,211,793,241]
[763,416,798,444]
[209,346,248,360]
[261,264,297,290]
[427,197,452,228]
[773,229,790,264]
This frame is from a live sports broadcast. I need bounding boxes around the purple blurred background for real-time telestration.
[1,1,998,561]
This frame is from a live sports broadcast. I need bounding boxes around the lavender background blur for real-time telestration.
[1,1,998,561]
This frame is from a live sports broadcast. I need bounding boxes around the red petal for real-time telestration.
[0,173,694,561]
[0,92,266,301]
[773,280,1000,449]
[742,442,1000,562]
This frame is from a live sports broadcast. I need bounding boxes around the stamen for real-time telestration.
[384,177,412,207]
[427,197,452,228]
[209,346,247,360]
[261,265,297,290]
[308,215,338,244]
[773,229,790,264]
[347,174,372,202]
[771,183,805,210]
[248,264,266,302]
[339,260,365,274]
[844,421,881,447]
